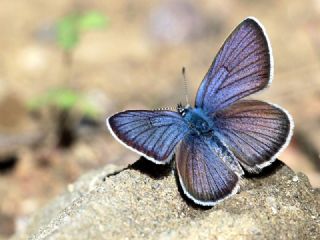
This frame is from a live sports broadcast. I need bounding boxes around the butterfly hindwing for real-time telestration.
[107,110,189,164]
[176,133,240,206]
[213,100,293,172]
[195,17,272,113]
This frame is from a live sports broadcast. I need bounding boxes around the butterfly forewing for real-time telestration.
[195,17,272,113]
[213,100,293,172]
[107,110,189,164]
[176,134,239,206]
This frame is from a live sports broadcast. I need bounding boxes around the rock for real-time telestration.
[12,159,320,240]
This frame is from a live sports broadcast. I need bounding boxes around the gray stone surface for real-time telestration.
[12,159,320,240]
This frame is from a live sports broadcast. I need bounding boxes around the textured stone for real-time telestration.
[12,159,320,240]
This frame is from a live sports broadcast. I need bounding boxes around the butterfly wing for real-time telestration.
[213,100,293,173]
[195,17,272,113]
[176,133,240,206]
[107,110,189,164]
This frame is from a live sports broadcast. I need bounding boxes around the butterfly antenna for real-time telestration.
[182,67,189,106]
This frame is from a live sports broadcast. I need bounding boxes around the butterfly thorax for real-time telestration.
[179,106,213,135]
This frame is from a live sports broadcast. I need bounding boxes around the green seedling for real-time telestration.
[28,10,108,147]
[57,11,108,51]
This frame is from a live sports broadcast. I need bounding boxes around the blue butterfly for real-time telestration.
[107,17,294,206]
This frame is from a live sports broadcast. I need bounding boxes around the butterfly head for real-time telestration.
[177,103,191,116]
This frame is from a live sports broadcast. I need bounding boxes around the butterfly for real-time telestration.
[106,17,293,206]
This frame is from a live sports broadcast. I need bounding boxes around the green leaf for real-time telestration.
[78,11,108,30]
[56,11,108,51]
[51,89,79,109]
[57,14,80,50]
[28,88,99,117]
[28,88,79,110]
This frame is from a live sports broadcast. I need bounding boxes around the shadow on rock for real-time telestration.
[244,159,286,179]
[129,157,173,179]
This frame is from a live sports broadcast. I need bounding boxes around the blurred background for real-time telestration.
[0,0,319,238]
